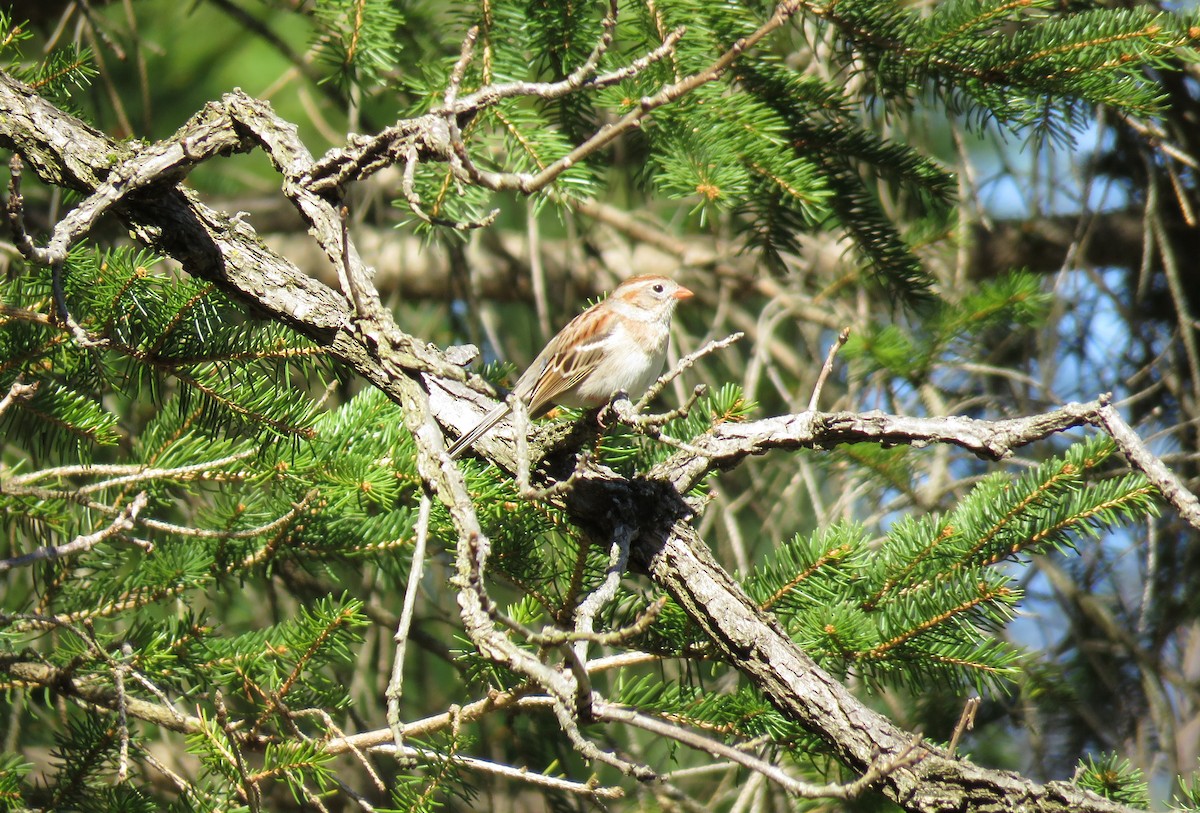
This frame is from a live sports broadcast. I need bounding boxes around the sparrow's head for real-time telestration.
[611,275,694,315]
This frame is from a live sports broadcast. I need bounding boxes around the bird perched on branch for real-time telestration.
[447,274,694,458]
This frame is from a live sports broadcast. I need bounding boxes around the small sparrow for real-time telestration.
[448,275,694,458]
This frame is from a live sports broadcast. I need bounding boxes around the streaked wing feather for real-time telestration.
[524,308,617,414]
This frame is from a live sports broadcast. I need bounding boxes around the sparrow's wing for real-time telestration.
[449,302,615,457]
[522,306,617,415]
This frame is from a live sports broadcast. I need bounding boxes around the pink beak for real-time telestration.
[673,286,694,300]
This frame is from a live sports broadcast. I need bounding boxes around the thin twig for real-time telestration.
[513,396,533,494]
[281,706,387,793]
[808,327,850,412]
[5,156,39,260]
[1093,396,1200,530]
[573,520,635,662]
[527,198,550,339]
[947,696,980,756]
[0,491,149,573]
[307,0,776,197]
[7,451,254,489]
[519,446,595,499]
[1121,114,1199,170]
[338,204,357,311]
[400,141,498,230]
[527,597,666,649]
[141,749,222,806]
[214,690,262,813]
[616,386,707,430]
[596,332,742,450]
[639,331,744,407]
[115,643,132,782]
[4,459,307,549]
[0,303,55,327]
[386,490,432,750]
[592,700,925,799]
[51,254,103,346]
[443,1,801,195]
[607,390,710,456]
[454,527,655,779]
[375,741,625,799]
[440,18,681,117]
[443,26,479,109]
[6,156,105,346]
[1148,192,1200,407]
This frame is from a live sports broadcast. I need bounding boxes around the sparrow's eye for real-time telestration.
[652,283,665,294]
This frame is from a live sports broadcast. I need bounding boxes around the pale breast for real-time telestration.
[568,319,669,407]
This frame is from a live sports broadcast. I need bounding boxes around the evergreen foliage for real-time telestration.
[1077,753,1150,808]
[0,10,94,108]
[844,269,1051,383]
[743,438,1156,692]
[1,0,1194,810]
[313,0,405,88]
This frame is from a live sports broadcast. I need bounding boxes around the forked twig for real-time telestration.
[0,491,150,573]
[591,331,746,451]
[6,156,106,347]
[947,696,980,756]
[441,1,802,196]
[0,377,37,421]
[639,331,745,408]
[593,700,926,799]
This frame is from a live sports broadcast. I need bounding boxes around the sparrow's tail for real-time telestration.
[446,401,513,458]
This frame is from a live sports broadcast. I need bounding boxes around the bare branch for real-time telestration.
[0,491,149,573]
[6,156,104,346]
[1093,397,1200,530]
[655,401,1100,492]
[376,741,625,799]
[808,327,850,412]
[443,26,479,109]
[6,450,257,493]
[610,385,705,430]
[386,490,432,749]
[639,331,744,408]
[450,2,801,195]
[573,522,634,662]
[5,155,39,260]
[653,394,1200,535]
[947,697,980,757]
[115,643,132,783]
[397,143,498,230]
[448,21,681,117]
[594,700,925,800]
[0,376,36,421]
